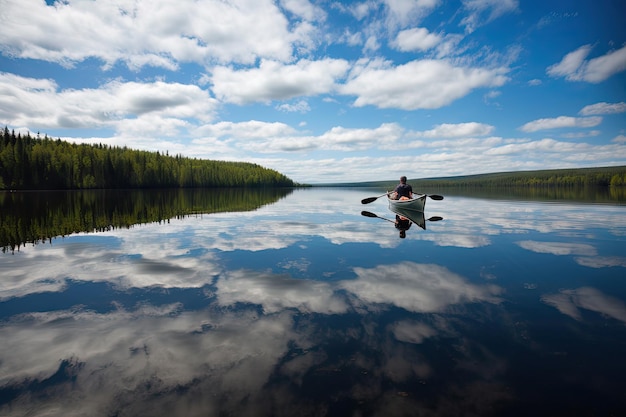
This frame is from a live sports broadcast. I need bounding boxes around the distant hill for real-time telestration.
[318,166,626,188]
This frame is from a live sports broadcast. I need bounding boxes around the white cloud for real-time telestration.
[422,234,491,248]
[342,262,502,313]
[546,45,592,81]
[210,59,350,104]
[520,116,603,132]
[384,0,441,28]
[391,320,437,344]
[318,123,404,151]
[216,270,348,314]
[0,305,300,416]
[0,73,218,130]
[383,0,440,31]
[575,256,626,269]
[460,0,519,33]
[197,120,298,139]
[613,135,626,144]
[192,121,404,154]
[279,0,326,21]
[342,58,508,110]
[560,130,601,139]
[485,138,589,156]
[516,241,597,256]
[341,1,376,20]
[415,122,495,138]
[0,0,304,69]
[542,287,626,323]
[392,28,442,52]
[385,0,441,17]
[276,100,311,113]
[579,102,626,116]
[547,44,626,83]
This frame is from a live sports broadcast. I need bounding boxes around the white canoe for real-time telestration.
[389,205,427,230]
[387,194,427,212]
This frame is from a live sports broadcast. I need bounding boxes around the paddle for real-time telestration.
[427,194,444,201]
[361,211,443,223]
[361,210,394,223]
[361,193,444,204]
[360,193,390,205]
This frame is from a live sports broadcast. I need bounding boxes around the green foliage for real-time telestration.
[0,127,295,190]
[410,166,626,188]
[326,166,626,189]
[0,188,293,252]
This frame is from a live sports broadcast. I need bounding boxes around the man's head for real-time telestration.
[400,176,407,184]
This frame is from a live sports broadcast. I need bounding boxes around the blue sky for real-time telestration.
[1,0,625,184]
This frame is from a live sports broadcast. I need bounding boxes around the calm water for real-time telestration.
[1,188,626,417]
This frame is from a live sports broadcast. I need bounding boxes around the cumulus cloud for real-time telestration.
[342,58,508,110]
[280,0,327,21]
[547,44,626,83]
[0,0,623,184]
[210,59,350,104]
[216,270,348,314]
[485,138,589,156]
[0,73,218,129]
[392,28,442,51]
[519,116,603,132]
[579,102,626,116]
[0,0,310,68]
[342,262,502,312]
[415,122,495,138]
[192,121,405,154]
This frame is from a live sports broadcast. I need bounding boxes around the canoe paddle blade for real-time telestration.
[361,192,389,204]
[361,210,378,217]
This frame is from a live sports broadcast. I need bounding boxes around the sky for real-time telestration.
[1,0,625,184]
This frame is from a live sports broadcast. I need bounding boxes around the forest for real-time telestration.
[326,165,626,189]
[410,166,626,188]
[0,127,296,190]
[0,188,293,253]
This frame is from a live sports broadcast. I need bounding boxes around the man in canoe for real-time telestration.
[391,176,413,200]
[394,213,412,238]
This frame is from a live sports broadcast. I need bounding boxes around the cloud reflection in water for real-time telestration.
[1,189,626,416]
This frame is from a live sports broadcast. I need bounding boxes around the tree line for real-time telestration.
[410,166,626,188]
[326,166,626,189]
[1,188,292,253]
[1,127,296,190]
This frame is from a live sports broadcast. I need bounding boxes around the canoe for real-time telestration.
[389,206,426,230]
[387,193,426,212]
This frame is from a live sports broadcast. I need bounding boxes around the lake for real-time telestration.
[1,187,625,417]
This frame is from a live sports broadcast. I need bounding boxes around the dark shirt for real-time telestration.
[395,215,411,230]
[394,183,412,198]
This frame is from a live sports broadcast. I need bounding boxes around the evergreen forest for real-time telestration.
[1,188,292,252]
[0,127,296,190]
[326,166,626,189]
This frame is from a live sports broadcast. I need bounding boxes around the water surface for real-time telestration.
[1,188,625,416]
